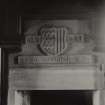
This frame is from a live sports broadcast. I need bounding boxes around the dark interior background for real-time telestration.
[0,0,104,45]
[30,90,92,105]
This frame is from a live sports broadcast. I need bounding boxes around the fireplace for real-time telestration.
[7,19,105,105]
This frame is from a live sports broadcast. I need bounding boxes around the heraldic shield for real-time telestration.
[38,25,69,55]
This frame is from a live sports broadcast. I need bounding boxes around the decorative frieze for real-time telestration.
[17,55,95,65]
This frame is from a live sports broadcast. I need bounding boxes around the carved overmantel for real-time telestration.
[8,19,105,89]
[8,19,105,105]
[9,20,96,65]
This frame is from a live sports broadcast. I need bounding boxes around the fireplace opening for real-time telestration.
[18,90,92,105]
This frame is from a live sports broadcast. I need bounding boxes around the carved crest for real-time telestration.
[38,25,70,55]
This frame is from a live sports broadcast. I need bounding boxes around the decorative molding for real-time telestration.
[17,55,95,65]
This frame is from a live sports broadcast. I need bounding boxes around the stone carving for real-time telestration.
[22,20,95,56]
[9,20,96,65]
[38,24,69,55]
[18,55,95,65]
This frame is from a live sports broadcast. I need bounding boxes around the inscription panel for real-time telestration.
[18,55,95,65]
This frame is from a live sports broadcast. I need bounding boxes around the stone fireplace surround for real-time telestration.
[7,19,105,105]
[8,64,104,105]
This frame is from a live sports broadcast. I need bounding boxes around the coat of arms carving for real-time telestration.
[38,25,70,55]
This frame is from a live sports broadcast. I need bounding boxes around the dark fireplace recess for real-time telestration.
[28,90,92,105]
